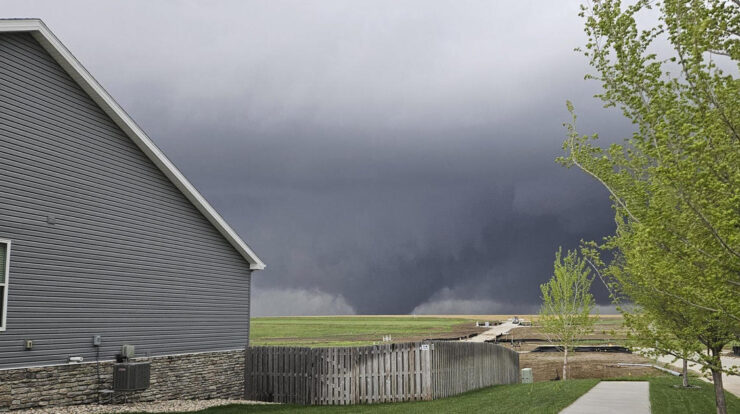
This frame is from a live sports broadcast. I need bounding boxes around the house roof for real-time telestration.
[0,19,266,270]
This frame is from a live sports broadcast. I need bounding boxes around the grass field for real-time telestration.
[648,376,740,414]
[250,315,626,348]
[250,316,484,347]
[135,376,740,413]
[139,379,601,414]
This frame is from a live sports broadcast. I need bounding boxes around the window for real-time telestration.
[0,240,9,331]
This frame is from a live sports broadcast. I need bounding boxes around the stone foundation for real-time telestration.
[0,349,245,411]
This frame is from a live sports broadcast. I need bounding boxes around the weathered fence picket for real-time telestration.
[245,341,519,405]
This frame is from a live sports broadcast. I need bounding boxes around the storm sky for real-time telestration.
[3,1,634,315]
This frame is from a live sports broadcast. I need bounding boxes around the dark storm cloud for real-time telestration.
[3,1,634,314]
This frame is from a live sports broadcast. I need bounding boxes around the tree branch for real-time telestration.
[652,287,740,322]
[676,187,740,259]
[567,140,641,223]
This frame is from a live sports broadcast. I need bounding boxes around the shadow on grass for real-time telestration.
[127,379,599,414]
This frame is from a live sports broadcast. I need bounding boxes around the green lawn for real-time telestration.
[250,316,477,347]
[132,376,740,414]
[138,379,600,414]
[648,376,740,414]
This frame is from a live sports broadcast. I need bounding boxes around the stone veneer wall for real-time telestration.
[0,349,245,411]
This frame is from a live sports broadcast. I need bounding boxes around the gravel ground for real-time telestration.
[14,399,272,414]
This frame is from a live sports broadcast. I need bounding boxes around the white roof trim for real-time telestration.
[0,19,265,270]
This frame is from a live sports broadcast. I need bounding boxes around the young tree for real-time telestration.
[562,1,739,412]
[539,248,598,380]
[620,297,703,388]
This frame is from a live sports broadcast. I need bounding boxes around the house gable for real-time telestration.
[0,19,264,271]
[0,25,256,368]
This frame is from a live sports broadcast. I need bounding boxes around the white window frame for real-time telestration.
[0,239,10,332]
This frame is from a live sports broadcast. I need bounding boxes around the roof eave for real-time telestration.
[0,19,266,271]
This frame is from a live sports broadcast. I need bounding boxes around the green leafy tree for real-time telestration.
[562,1,739,412]
[539,248,598,380]
[620,296,703,387]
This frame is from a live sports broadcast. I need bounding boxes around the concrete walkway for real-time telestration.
[464,321,519,343]
[560,381,650,414]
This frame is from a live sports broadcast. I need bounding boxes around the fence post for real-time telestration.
[422,342,432,400]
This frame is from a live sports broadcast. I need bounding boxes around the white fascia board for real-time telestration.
[0,19,265,270]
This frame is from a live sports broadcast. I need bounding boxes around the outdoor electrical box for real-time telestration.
[121,344,135,359]
[521,368,533,384]
[93,335,102,346]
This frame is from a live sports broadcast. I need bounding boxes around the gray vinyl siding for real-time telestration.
[0,33,252,369]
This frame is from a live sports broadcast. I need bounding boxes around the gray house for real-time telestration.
[0,19,264,409]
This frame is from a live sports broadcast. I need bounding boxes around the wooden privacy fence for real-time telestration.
[245,341,519,405]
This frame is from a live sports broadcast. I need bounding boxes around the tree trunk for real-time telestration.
[710,348,727,414]
[563,346,568,381]
[711,368,727,414]
[682,359,689,387]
